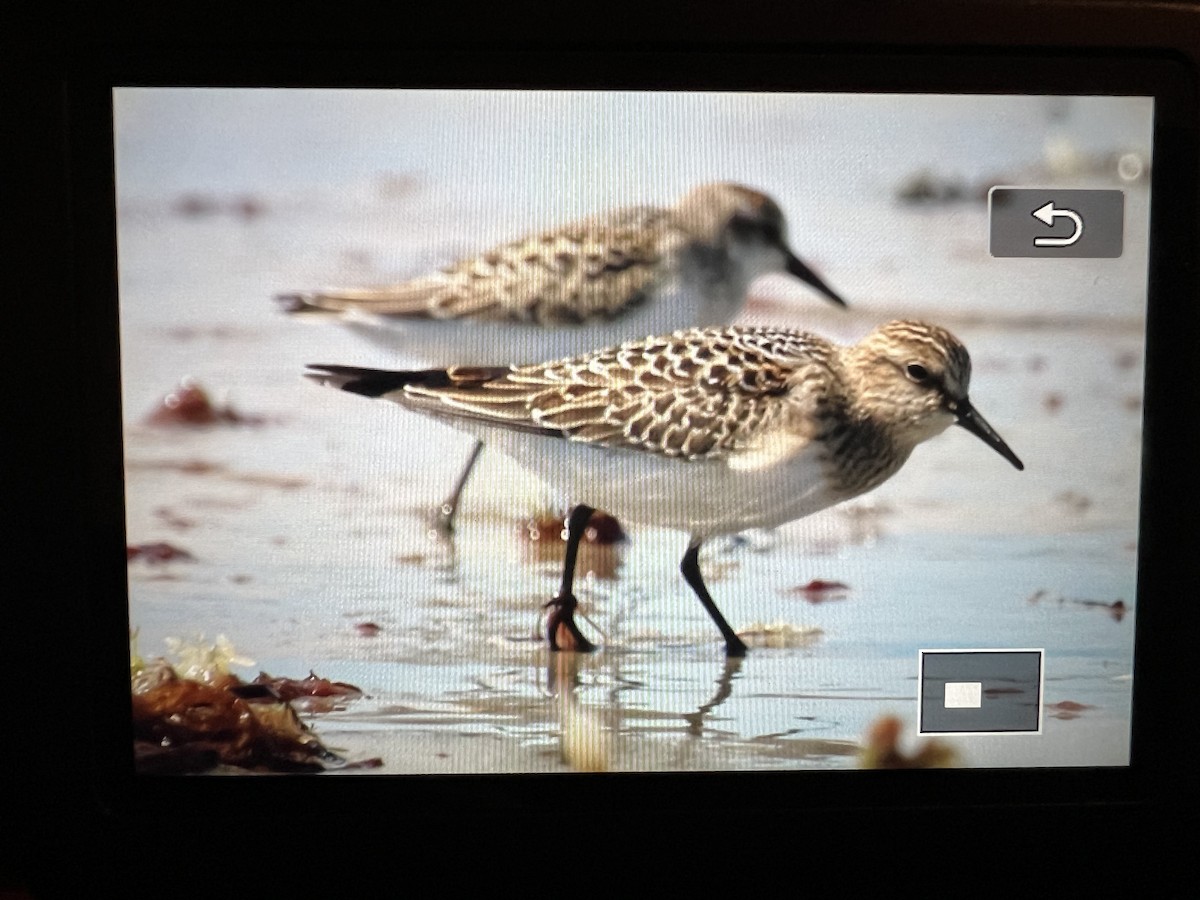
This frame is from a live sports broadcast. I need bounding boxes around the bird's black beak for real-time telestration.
[951,398,1025,470]
[784,250,846,307]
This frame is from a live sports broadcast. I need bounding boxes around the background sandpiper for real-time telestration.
[308,319,1024,656]
[279,182,846,530]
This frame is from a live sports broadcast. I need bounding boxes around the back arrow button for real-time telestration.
[1031,201,1084,247]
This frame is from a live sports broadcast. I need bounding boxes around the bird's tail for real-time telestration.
[276,283,444,317]
[306,364,507,398]
[276,292,337,315]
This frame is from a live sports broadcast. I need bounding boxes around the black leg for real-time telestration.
[432,439,485,534]
[681,541,748,657]
[545,505,597,652]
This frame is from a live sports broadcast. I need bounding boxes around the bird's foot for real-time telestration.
[427,501,457,538]
[724,635,749,658]
[544,594,596,653]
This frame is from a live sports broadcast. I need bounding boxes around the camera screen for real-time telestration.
[118,89,1149,774]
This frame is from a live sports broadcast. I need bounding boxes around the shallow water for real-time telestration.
[122,318,1140,773]
[118,90,1144,772]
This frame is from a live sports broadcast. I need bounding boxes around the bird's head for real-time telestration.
[677,182,846,307]
[847,320,1024,470]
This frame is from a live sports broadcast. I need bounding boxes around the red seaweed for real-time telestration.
[252,671,365,712]
[127,542,195,564]
[145,379,265,427]
[790,579,850,603]
[1047,700,1096,720]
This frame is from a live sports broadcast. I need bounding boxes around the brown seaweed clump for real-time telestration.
[144,379,264,427]
[859,716,959,769]
[522,509,627,581]
[131,633,376,774]
[133,671,336,774]
[524,510,627,545]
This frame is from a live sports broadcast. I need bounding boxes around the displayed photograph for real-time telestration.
[117,88,1150,774]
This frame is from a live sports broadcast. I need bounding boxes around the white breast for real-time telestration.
[446,421,847,541]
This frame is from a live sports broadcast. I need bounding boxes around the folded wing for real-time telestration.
[280,206,672,326]
[309,327,836,464]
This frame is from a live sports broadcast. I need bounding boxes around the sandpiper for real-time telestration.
[308,319,1023,657]
[281,182,845,531]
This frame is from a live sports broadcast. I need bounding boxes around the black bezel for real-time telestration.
[30,13,1197,880]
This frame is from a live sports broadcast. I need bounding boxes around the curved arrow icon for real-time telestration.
[1031,201,1083,247]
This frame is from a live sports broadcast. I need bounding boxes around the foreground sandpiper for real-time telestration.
[281,182,845,531]
[308,320,1023,656]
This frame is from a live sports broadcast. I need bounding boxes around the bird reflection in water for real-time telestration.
[549,651,613,772]
[544,650,748,772]
[683,656,745,737]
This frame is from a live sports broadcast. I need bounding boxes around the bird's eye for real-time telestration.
[759,219,782,244]
[906,363,931,383]
[729,208,784,244]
